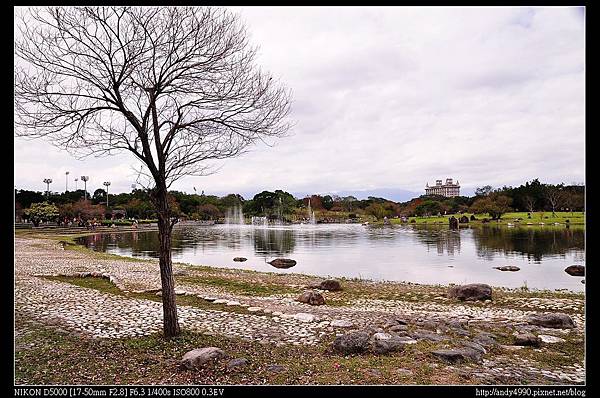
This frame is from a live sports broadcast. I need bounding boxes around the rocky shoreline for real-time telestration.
[14,236,585,385]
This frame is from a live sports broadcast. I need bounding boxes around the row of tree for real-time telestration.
[15,179,585,225]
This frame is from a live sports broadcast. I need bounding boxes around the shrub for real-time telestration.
[100,219,132,226]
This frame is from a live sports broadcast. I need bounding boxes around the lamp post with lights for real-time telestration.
[43,178,52,197]
[103,181,111,207]
[80,176,89,200]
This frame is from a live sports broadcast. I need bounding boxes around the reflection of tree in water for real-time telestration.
[472,226,584,263]
[412,226,461,255]
[78,226,363,260]
[252,228,296,256]
[78,231,160,257]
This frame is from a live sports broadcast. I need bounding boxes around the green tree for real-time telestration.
[193,204,222,220]
[24,202,59,226]
[470,194,512,220]
[365,203,392,220]
[15,189,45,208]
[415,200,443,217]
[475,185,493,197]
[322,195,334,210]
[92,188,107,205]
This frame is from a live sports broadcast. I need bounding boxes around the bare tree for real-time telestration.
[523,195,536,214]
[15,7,291,337]
[544,186,565,217]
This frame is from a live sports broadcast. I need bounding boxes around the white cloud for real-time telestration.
[14,6,585,200]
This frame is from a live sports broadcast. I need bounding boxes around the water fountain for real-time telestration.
[307,198,316,225]
[225,204,245,225]
[251,216,268,226]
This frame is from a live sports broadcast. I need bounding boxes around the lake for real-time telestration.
[77,223,585,292]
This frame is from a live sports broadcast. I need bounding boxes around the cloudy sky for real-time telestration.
[13,6,585,201]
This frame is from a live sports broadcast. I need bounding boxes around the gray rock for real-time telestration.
[370,334,412,354]
[332,330,371,355]
[411,329,449,342]
[365,368,383,377]
[173,269,188,276]
[268,258,296,268]
[394,336,418,345]
[538,334,566,344]
[394,368,414,377]
[447,283,492,301]
[297,290,325,306]
[181,347,225,369]
[514,333,541,347]
[461,341,487,354]
[310,279,342,291]
[293,312,316,322]
[266,364,286,373]
[473,333,498,347]
[564,265,584,277]
[452,327,470,336]
[431,348,483,363]
[331,319,353,328]
[494,266,521,272]
[417,320,440,330]
[233,257,247,262]
[388,324,409,333]
[227,358,249,371]
[527,313,575,329]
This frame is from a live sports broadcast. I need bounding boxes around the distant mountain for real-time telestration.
[292,188,422,203]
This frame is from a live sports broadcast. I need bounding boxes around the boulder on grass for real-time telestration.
[181,347,225,369]
[447,283,492,301]
[332,330,371,355]
[297,290,325,306]
[227,358,249,371]
[431,348,483,363]
[513,333,541,347]
[309,279,343,291]
[526,313,575,329]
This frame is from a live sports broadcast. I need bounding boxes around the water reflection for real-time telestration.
[412,227,462,256]
[252,228,296,256]
[472,226,584,263]
[76,224,585,291]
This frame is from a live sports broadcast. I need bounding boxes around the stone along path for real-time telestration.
[15,236,585,383]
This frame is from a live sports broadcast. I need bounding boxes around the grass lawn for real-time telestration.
[388,212,584,226]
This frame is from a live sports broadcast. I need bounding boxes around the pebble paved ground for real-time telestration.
[15,236,585,384]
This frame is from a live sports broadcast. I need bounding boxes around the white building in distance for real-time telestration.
[425,178,460,197]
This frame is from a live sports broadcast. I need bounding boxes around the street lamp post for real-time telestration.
[65,171,70,192]
[43,178,52,197]
[80,176,89,200]
[103,181,111,207]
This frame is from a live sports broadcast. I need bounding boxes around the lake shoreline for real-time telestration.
[15,234,585,384]
[16,228,585,295]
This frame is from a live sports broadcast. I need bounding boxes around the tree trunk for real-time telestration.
[156,192,180,338]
